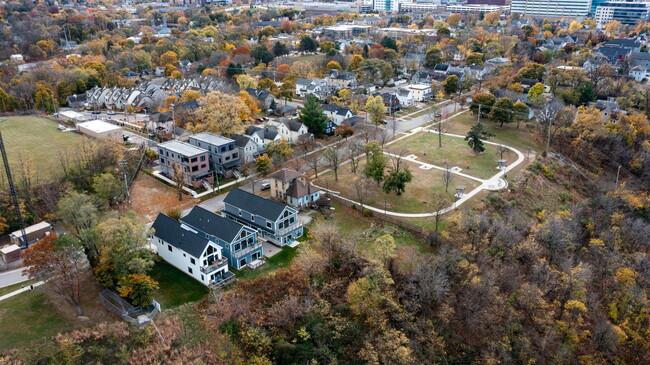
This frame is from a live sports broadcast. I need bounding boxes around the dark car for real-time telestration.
[91,110,101,114]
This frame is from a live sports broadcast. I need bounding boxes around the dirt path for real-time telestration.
[128,174,198,222]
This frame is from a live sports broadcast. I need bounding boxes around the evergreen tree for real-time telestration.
[465,123,486,154]
[299,36,317,52]
[362,44,369,58]
[251,45,274,65]
[381,36,398,51]
[273,42,289,57]
[299,96,328,134]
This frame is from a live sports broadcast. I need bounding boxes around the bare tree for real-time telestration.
[349,140,363,174]
[428,191,453,243]
[353,176,374,212]
[535,96,565,151]
[304,151,321,178]
[442,162,454,193]
[322,146,343,181]
[388,116,399,138]
[171,162,185,201]
[496,145,510,161]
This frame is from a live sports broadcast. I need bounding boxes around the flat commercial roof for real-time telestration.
[10,221,52,238]
[60,110,85,119]
[77,120,122,133]
[158,140,207,156]
[190,132,234,146]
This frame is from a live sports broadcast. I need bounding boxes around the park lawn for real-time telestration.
[0,279,36,297]
[0,290,73,352]
[0,116,84,181]
[233,246,298,280]
[447,111,541,152]
[315,158,478,214]
[328,202,432,255]
[150,260,210,309]
[389,132,505,180]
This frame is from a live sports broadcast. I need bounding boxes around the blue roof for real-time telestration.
[181,206,247,242]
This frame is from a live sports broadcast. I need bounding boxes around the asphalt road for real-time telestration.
[0,267,29,288]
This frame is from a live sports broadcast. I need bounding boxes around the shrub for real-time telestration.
[362,208,373,217]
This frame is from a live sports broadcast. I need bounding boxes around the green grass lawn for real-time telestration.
[390,132,506,180]
[316,158,478,213]
[447,112,541,152]
[0,116,84,181]
[0,279,36,297]
[149,260,209,309]
[327,202,432,254]
[233,246,298,280]
[0,290,73,352]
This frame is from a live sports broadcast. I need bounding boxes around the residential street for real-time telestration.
[0,267,29,288]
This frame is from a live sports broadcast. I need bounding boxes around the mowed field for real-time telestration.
[0,116,84,181]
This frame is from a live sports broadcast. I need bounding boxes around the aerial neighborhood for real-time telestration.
[0,0,649,363]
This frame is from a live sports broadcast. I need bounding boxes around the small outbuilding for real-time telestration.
[0,244,21,263]
[10,221,54,246]
[76,120,123,140]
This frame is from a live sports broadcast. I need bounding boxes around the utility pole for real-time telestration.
[615,165,622,186]
[0,130,27,247]
[119,160,131,203]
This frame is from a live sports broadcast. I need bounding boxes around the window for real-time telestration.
[200,155,206,161]
[192,165,198,172]
[240,258,247,267]
[239,210,242,216]
[160,158,165,164]
[290,217,295,224]
[233,153,238,159]
[201,275,204,281]
[267,222,272,228]
[183,253,186,257]
[168,245,173,252]
[201,164,206,169]
[234,243,241,251]
[225,156,230,161]
[191,157,197,163]
[251,216,255,222]
[188,267,193,274]
[190,258,195,265]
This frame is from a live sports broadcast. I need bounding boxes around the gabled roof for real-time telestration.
[231,133,256,148]
[286,179,320,199]
[150,112,172,123]
[296,78,312,86]
[181,206,247,243]
[224,188,291,221]
[434,63,450,71]
[245,88,272,100]
[268,168,303,183]
[152,214,210,258]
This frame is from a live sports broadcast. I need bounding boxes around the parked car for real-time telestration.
[257,118,265,123]
[107,111,116,115]
[51,112,58,117]
[435,113,442,118]
[261,182,271,191]
[91,110,101,115]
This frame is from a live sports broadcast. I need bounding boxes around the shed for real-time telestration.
[0,244,21,263]
[76,120,123,140]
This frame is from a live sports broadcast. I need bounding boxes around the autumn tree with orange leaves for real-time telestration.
[22,233,88,316]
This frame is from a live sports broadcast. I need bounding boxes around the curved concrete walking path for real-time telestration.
[312,117,526,218]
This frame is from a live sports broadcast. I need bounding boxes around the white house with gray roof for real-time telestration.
[151,213,235,287]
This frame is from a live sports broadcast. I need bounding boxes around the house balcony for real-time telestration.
[200,257,228,274]
[232,242,263,258]
[275,223,303,237]
[209,271,236,289]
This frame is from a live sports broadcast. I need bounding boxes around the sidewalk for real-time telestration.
[0,281,45,302]
[311,110,526,218]
[151,170,248,198]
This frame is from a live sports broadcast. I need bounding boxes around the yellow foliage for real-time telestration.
[614,267,637,287]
